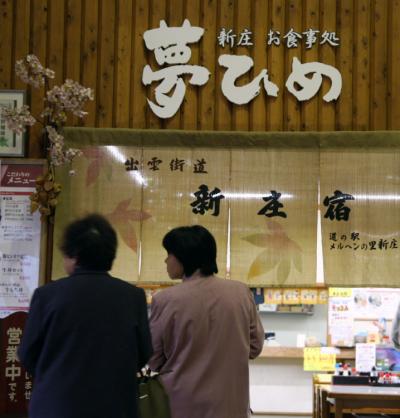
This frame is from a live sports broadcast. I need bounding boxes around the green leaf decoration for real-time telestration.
[0,137,8,147]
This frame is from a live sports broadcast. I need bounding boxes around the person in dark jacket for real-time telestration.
[18,214,152,418]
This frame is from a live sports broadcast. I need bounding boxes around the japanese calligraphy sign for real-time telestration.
[218,27,340,49]
[142,20,210,118]
[54,129,400,288]
[0,312,31,415]
[321,147,400,287]
[142,20,342,118]
[229,148,318,286]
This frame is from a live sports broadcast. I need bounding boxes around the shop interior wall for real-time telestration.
[1,0,400,160]
[250,308,328,416]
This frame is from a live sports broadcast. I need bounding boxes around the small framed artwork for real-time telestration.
[0,90,26,157]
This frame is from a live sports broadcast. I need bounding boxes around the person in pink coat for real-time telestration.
[149,225,264,418]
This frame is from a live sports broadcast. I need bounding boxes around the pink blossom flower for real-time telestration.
[15,55,55,88]
[46,125,82,167]
[0,105,36,134]
[42,80,94,124]
[10,54,92,179]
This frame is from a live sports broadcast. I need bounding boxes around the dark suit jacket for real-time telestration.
[18,269,153,418]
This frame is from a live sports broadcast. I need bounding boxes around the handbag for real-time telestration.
[138,368,171,418]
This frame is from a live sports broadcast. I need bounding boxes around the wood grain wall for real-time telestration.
[1,0,399,158]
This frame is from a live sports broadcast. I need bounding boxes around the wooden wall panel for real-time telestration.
[48,0,65,86]
[215,0,233,131]
[0,0,13,89]
[0,0,398,158]
[182,0,201,130]
[302,0,319,131]
[97,0,116,127]
[81,0,98,127]
[233,0,251,131]
[29,0,48,158]
[13,0,31,89]
[353,0,371,130]
[336,0,353,130]
[131,0,149,128]
[65,0,82,82]
[65,0,82,127]
[389,0,400,129]
[371,0,387,130]
[115,0,133,127]
[268,0,285,130]
[251,0,269,131]
[319,0,336,131]
[285,0,302,131]
[199,0,217,130]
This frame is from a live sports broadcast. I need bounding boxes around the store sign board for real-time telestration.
[142,20,342,118]
[0,312,31,415]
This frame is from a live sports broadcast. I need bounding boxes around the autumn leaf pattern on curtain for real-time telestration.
[54,144,318,286]
[229,148,318,287]
[53,145,146,282]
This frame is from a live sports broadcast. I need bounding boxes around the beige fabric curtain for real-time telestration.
[54,141,317,286]
[53,128,400,287]
[229,148,318,286]
[53,145,143,282]
[321,147,400,287]
[139,148,229,282]
[54,144,229,284]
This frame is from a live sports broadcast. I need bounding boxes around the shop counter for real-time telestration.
[315,383,400,418]
[250,348,355,416]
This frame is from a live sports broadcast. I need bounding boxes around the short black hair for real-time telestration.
[162,225,218,277]
[60,214,117,271]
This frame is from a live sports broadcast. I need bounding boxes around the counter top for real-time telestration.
[258,346,355,359]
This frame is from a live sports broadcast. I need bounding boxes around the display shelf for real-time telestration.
[259,310,314,315]
[258,346,355,359]
[258,304,315,315]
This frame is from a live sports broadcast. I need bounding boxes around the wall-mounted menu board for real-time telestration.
[0,159,46,318]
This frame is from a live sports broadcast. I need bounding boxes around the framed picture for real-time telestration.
[0,90,26,157]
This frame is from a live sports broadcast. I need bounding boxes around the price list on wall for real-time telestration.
[0,161,43,318]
